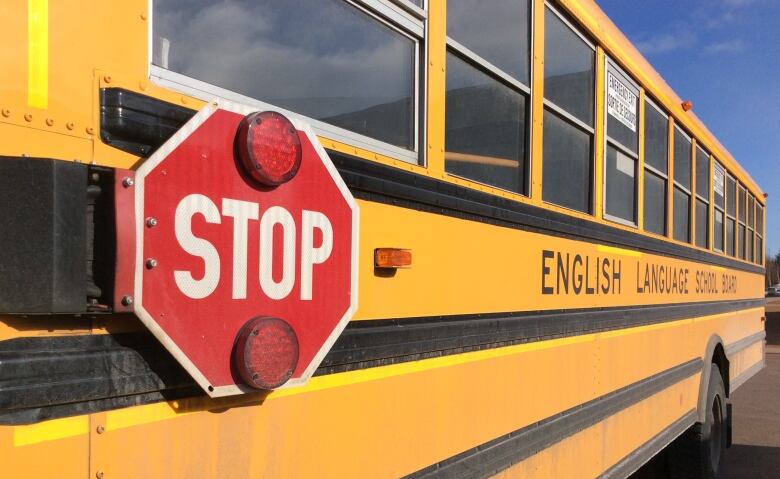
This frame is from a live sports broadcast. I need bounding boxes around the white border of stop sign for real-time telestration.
[131,99,359,397]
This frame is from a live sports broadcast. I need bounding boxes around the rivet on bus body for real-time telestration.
[66,122,75,130]
[24,113,33,122]
[121,295,134,306]
[146,217,158,227]
[96,425,105,434]
[122,177,134,188]
[46,118,54,126]
[181,96,188,105]
[1,109,10,117]
[96,471,104,479]
[140,12,147,20]
[146,258,158,269]
[86,126,95,135]
[139,82,148,91]
[103,75,112,84]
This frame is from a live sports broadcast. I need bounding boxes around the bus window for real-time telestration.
[726,174,737,256]
[542,6,595,213]
[447,0,531,84]
[713,161,725,252]
[673,127,692,243]
[738,185,747,259]
[695,146,710,248]
[643,100,669,235]
[152,0,418,154]
[445,0,531,194]
[604,60,639,225]
[748,194,755,262]
[757,204,765,263]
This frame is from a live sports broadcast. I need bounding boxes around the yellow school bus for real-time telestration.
[0,0,767,478]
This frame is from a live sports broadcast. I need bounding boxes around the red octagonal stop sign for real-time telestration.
[132,100,358,397]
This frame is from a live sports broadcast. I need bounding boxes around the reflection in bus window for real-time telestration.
[445,53,527,193]
[542,7,595,213]
[643,102,668,235]
[447,0,531,83]
[673,128,692,243]
[153,0,416,150]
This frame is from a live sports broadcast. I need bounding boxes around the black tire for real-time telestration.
[669,363,728,479]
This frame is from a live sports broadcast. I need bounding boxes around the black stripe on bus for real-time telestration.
[0,300,761,425]
[598,410,698,479]
[330,152,764,275]
[317,299,764,375]
[403,359,701,479]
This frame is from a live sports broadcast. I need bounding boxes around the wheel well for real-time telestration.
[711,343,730,397]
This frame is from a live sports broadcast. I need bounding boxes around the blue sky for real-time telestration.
[595,0,780,257]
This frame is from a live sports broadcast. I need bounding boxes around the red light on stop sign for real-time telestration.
[237,111,302,186]
[234,317,299,390]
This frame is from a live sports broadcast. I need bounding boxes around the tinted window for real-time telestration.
[445,53,527,192]
[748,231,754,262]
[748,195,755,227]
[727,176,736,216]
[448,0,531,83]
[644,171,666,235]
[727,218,736,256]
[757,237,763,264]
[757,205,764,232]
[714,210,724,252]
[739,187,747,222]
[605,145,636,222]
[674,129,691,189]
[673,187,690,243]
[544,8,594,126]
[695,199,708,248]
[542,112,591,212]
[153,0,416,150]
[696,147,710,199]
[644,103,668,173]
[739,223,746,259]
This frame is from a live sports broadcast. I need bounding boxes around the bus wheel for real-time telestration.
[669,364,727,479]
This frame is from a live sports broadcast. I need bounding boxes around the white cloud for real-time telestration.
[704,39,748,54]
[636,30,697,55]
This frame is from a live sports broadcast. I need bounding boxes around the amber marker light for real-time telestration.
[374,248,412,268]
[681,100,693,112]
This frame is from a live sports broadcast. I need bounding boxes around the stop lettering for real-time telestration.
[130,102,358,397]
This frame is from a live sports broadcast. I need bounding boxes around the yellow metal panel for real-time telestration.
[354,200,762,320]
[530,0,545,204]
[594,47,605,220]
[27,0,48,109]
[2,421,88,478]
[491,375,700,479]
[426,0,446,172]
[638,89,646,230]
[75,307,762,478]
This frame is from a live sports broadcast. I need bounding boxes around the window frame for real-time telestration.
[738,184,747,260]
[541,2,597,214]
[694,145,710,249]
[756,203,765,264]
[602,57,640,227]
[444,0,534,196]
[725,173,737,257]
[712,160,726,253]
[672,124,693,243]
[641,98,669,237]
[148,0,425,165]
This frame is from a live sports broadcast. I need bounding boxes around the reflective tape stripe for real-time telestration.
[27,0,48,109]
